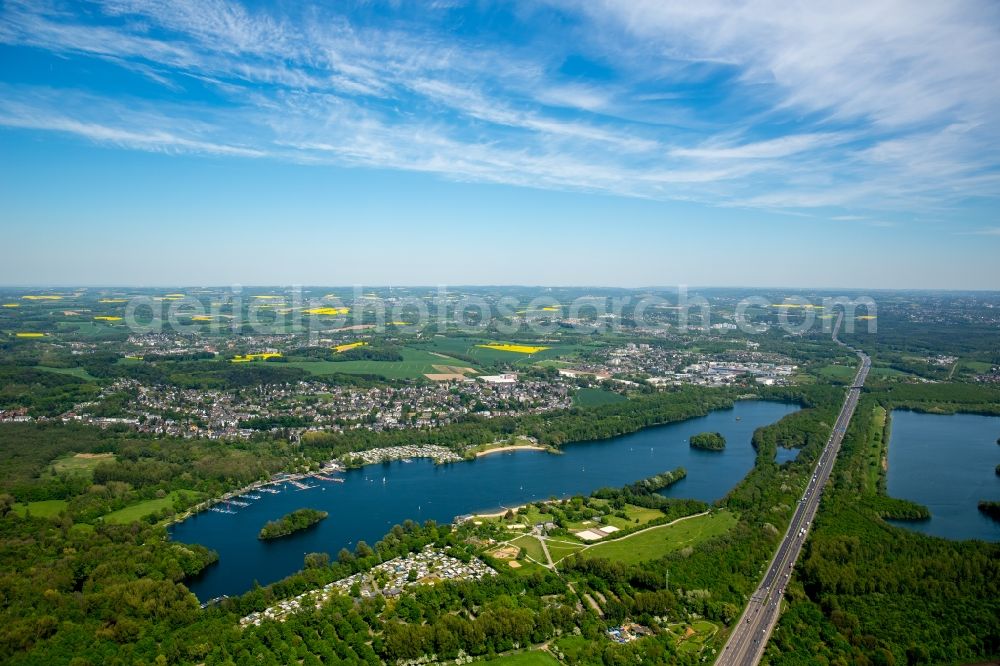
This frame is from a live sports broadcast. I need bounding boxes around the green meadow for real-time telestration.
[288,347,476,379]
[584,511,736,565]
[101,490,203,525]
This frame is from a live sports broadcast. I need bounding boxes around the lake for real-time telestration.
[170,400,800,600]
[886,410,1000,542]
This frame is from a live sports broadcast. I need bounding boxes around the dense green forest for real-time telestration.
[689,432,726,451]
[767,386,1000,665]
[259,508,328,540]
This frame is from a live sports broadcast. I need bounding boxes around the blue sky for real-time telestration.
[1,0,998,288]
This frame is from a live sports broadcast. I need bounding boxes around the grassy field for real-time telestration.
[545,540,585,563]
[492,501,663,534]
[475,650,560,666]
[101,490,202,525]
[557,501,665,532]
[816,364,856,381]
[48,452,114,478]
[552,636,592,662]
[468,436,544,456]
[510,534,547,563]
[864,405,888,492]
[12,499,68,518]
[572,388,627,407]
[35,365,98,380]
[502,504,550,527]
[601,504,667,530]
[288,347,475,379]
[584,510,736,565]
[670,619,720,656]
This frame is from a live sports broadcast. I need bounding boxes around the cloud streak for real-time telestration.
[1,0,998,220]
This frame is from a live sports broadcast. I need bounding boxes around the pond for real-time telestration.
[886,410,1000,542]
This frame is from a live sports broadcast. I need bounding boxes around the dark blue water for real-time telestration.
[886,410,1000,542]
[171,400,799,599]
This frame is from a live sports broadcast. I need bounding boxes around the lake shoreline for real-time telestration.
[475,444,551,458]
[170,400,802,600]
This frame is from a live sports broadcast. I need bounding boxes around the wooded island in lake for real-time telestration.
[259,508,328,540]
[689,431,726,451]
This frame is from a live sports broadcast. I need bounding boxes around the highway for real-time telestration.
[717,315,870,666]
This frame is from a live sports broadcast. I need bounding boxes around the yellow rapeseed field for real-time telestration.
[15,332,46,338]
[94,316,123,321]
[232,352,283,363]
[303,307,350,316]
[2,304,20,308]
[98,298,128,303]
[477,343,550,354]
[334,341,367,353]
[22,295,63,300]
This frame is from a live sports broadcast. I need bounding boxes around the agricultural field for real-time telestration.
[584,510,736,565]
[288,347,476,379]
[418,336,578,365]
[477,343,551,354]
[572,387,627,407]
